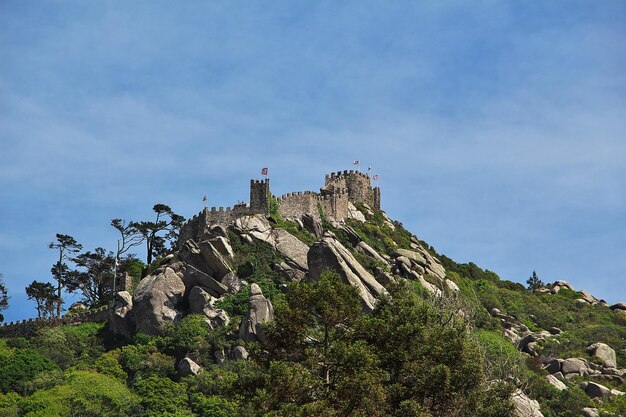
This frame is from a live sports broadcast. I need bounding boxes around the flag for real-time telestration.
[353,160,359,165]
[368,165,371,172]
[373,174,379,181]
[261,167,268,176]
[203,195,207,201]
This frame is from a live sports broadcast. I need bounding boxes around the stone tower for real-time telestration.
[250,179,270,214]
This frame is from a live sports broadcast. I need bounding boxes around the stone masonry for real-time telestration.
[179,170,381,245]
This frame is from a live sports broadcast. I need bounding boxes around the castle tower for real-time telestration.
[250,179,270,214]
[373,186,381,210]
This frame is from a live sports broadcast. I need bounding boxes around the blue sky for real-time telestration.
[1,1,625,322]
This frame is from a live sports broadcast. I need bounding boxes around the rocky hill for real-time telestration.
[1,197,625,416]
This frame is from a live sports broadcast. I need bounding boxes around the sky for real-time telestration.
[1,1,625,322]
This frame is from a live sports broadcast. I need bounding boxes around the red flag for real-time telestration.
[261,167,268,176]
[373,174,379,181]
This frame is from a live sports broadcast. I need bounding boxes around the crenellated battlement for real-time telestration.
[0,305,110,338]
[178,170,381,245]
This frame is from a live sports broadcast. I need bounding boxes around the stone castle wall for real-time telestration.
[323,170,380,210]
[0,306,109,338]
[276,189,350,221]
[179,171,381,244]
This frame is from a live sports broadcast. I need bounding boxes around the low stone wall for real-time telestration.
[0,306,110,338]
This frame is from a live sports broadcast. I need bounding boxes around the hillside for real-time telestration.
[0,177,625,417]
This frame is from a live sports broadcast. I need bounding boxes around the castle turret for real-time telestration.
[250,179,270,214]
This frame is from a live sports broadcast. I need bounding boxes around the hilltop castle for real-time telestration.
[179,170,380,244]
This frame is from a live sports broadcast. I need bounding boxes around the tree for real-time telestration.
[0,273,8,323]
[111,219,144,292]
[526,270,544,292]
[49,234,82,317]
[131,204,184,266]
[67,247,115,307]
[25,280,58,319]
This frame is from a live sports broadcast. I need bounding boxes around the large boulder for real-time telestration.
[356,241,388,266]
[581,381,612,399]
[545,374,567,391]
[511,389,544,417]
[209,236,235,260]
[609,302,626,311]
[561,358,589,375]
[393,249,427,267]
[347,202,366,222]
[239,284,274,343]
[108,291,135,339]
[232,346,249,361]
[178,357,202,377]
[587,342,617,368]
[188,286,230,329]
[301,214,323,238]
[235,215,309,271]
[182,264,228,297]
[198,240,233,280]
[133,267,186,335]
[308,236,387,312]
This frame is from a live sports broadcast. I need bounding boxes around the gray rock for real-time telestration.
[189,286,215,313]
[545,374,567,391]
[503,329,520,344]
[232,346,249,361]
[393,249,427,266]
[236,215,309,271]
[108,291,135,339]
[395,256,411,269]
[198,240,234,280]
[587,342,617,368]
[562,358,589,375]
[518,334,542,356]
[69,302,88,311]
[543,359,562,374]
[308,237,387,312]
[133,267,185,335]
[581,408,599,417]
[579,290,597,304]
[239,284,274,343]
[209,224,228,238]
[178,357,202,376]
[221,272,243,293]
[182,264,228,297]
[375,271,396,287]
[511,389,544,417]
[582,381,612,398]
[209,236,235,260]
[301,214,323,238]
[444,279,460,293]
[553,372,565,380]
[552,280,575,291]
[609,302,626,311]
[347,202,366,222]
[547,327,562,335]
[357,241,388,266]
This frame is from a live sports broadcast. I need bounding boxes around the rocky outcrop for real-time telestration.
[235,215,309,272]
[209,236,235,260]
[188,286,229,329]
[132,267,186,335]
[356,241,388,266]
[587,342,617,368]
[347,202,366,222]
[545,374,567,391]
[308,235,387,312]
[511,390,544,417]
[301,214,323,238]
[239,284,274,343]
[182,265,229,297]
[108,291,135,339]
